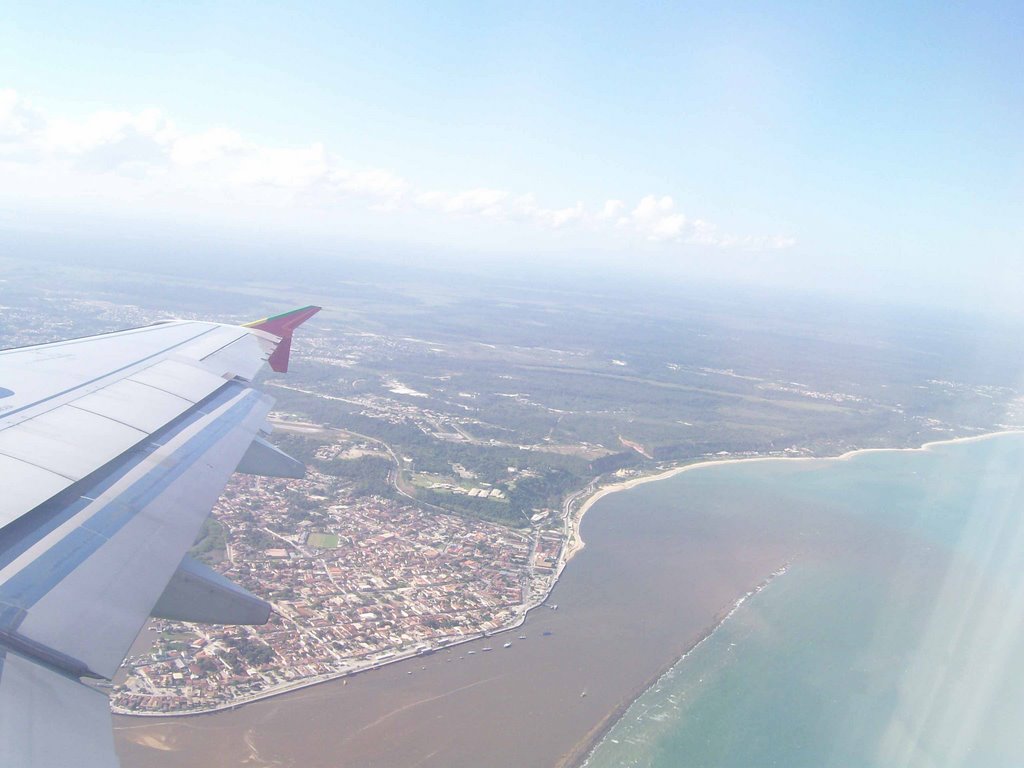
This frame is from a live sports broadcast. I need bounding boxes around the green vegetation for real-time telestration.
[189,517,227,564]
[307,532,340,548]
[65,259,1013,531]
[14,259,1023,545]
[318,455,394,497]
[224,635,275,667]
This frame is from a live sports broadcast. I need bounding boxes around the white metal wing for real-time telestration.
[0,306,320,767]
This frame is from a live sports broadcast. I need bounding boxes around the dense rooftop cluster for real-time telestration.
[112,469,561,713]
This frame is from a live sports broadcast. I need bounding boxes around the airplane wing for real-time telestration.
[0,305,320,767]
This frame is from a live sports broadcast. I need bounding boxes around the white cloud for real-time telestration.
[170,126,246,166]
[599,199,625,219]
[332,167,410,201]
[536,201,585,229]
[507,194,584,229]
[416,188,509,216]
[0,89,45,155]
[0,88,794,251]
[624,195,687,241]
[234,143,330,188]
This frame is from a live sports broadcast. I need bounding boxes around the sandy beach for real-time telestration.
[563,429,1024,564]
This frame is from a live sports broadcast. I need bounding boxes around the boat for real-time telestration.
[482,647,493,652]
[518,635,527,640]
[503,642,512,648]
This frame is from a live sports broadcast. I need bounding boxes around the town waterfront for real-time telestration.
[116,433,1024,767]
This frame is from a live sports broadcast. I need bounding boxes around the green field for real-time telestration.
[307,532,340,548]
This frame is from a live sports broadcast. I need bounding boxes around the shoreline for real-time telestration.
[552,428,1024,767]
[112,610,537,718]
[114,429,1023,719]
[562,428,1024,566]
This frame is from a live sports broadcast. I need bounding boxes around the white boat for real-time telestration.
[503,642,512,648]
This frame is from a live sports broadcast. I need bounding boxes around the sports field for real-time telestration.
[306,532,340,548]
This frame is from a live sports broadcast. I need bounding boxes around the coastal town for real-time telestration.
[111,456,571,714]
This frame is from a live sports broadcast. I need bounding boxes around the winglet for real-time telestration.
[244,305,321,373]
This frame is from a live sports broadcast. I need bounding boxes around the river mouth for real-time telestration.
[115,461,812,768]
[116,431,995,768]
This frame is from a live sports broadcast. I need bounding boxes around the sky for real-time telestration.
[1,2,1021,311]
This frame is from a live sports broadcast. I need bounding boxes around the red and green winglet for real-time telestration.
[244,305,321,373]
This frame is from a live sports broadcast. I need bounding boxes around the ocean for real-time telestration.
[584,433,1024,768]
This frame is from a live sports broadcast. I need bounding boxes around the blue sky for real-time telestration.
[1,2,1021,310]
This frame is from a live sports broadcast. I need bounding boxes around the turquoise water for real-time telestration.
[585,434,1024,768]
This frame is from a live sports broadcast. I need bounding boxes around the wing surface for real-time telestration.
[0,306,320,766]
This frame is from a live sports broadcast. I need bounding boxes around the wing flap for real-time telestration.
[0,405,146,481]
[130,357,229,402]
[236,435,305,478]
[0,456,70,528]
[152,555,271,625]
[197,332,275,381]
[72,378,194,433]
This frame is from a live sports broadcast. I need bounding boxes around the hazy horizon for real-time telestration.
[2,2,1022,314]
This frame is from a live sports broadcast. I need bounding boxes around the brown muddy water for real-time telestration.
[115,470,833,768]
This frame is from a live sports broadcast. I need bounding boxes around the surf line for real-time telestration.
[578,562,791,767]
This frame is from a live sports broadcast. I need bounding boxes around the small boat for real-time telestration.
[467,650,475,655]
[518,635,527,640]
[482,647,493,652]
[503,642,512,648]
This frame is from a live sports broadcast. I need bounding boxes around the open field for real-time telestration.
[306,532,340,548]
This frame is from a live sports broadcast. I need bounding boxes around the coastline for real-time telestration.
[562,429,1024,566]
[111,615,535,717]
[115,428,1023,719]
[553,428,1024,768]
[113,428,1024,768]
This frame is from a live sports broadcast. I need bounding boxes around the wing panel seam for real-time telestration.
[0,325,221,420]
[0,451,77,482]
[0,387,265,612]
[0,383,252,574]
